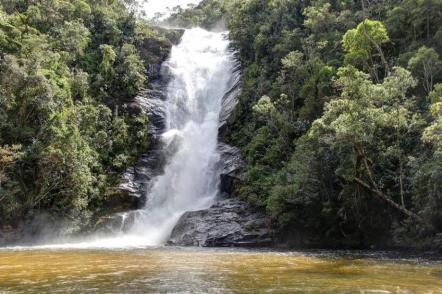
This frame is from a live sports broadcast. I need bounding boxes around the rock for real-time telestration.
[118,148,166,208]
[137,28,184,80]
[217,143,245,195]
[168,198,272,247]
[219,59,241,138]
[104,181,141,210]
[118,64,170,207]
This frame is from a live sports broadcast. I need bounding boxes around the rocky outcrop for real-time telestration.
[118,48,173,207]
[167,198,271,247]
[138,28,184,80]
[219,58,241,138]
[167,143,271,247]
[118,80,169,207]
[217,143,245,196]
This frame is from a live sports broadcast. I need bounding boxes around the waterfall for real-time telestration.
[15,28,236,250]
[126,28,235,245]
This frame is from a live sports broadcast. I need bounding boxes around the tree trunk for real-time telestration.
[353,177,423,223]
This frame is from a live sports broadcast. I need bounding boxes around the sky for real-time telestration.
[139,0,203,19]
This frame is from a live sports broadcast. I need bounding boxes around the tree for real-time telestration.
[408,46,442,95]
[422,85,442,151]
[303,2,337,33]
[0,144,21,190]
[115,43,146,98]
[342,19,389,81]
[54,20,91,58]
[310,65,421,221]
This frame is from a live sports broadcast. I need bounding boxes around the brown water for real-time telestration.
[0,247,441,293]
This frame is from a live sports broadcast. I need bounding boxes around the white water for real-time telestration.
[129,28,235,245]
[11,28,236,250]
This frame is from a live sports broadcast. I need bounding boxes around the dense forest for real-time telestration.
[169,0,442,249]
[0,0,178,237]
[1,0,442,250]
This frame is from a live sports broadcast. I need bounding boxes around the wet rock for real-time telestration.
[168,198,272,247]
[104,180,141,210]
[217,143,245,196]
[138,28,184,80]
[118,66,170,208]
[219,59,241,138]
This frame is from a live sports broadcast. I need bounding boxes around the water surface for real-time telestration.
[1,248,441,293]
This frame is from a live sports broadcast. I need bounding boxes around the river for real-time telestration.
[0,248,441,293]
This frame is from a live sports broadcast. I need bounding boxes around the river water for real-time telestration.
[0,248,441,293]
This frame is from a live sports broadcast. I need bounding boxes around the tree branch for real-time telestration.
[353,177,423,223]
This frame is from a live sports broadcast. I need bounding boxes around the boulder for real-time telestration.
[167,198,272,247]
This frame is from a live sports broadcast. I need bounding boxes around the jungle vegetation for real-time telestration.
[0,0,172,235]
[171,0,442,249]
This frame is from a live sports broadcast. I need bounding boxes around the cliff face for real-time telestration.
[109,29,184,211]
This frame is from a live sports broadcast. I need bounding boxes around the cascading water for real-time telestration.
[127,28,236,245]
[11,27,236,250]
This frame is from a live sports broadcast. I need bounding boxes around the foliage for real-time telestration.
[0,0,167,231]
[165,0,234,29]
[220,0,442,249]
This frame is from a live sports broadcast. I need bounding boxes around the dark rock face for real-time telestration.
[168,199,271,247]
[219,59,241,138]
[167,144,271,247]
[118,63,171,207]
[117,29,182,209]
[138,28,184,80]
[217,143,245,196]
[118,83,168,207]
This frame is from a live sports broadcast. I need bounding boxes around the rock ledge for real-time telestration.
[168,198,271,247]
